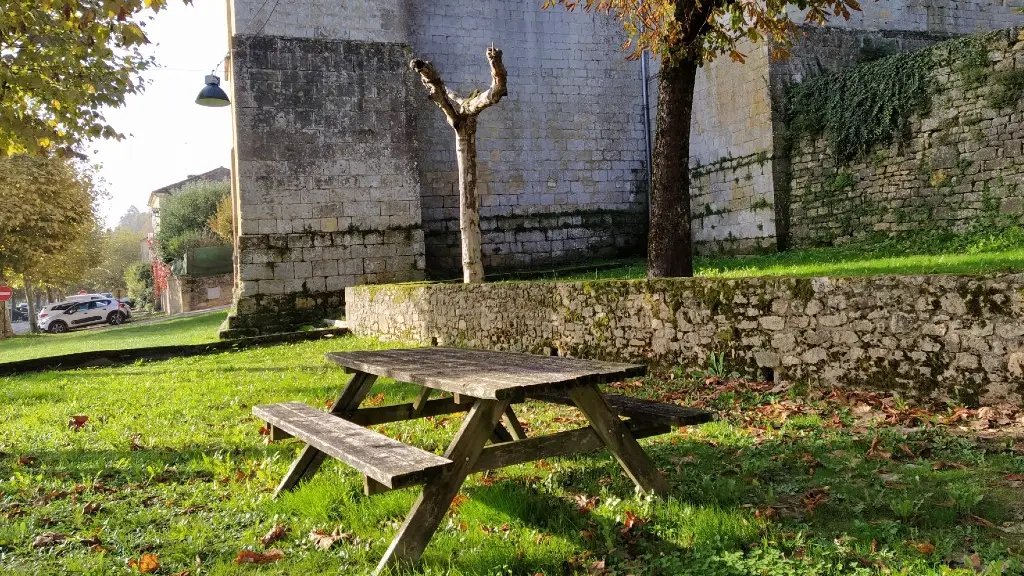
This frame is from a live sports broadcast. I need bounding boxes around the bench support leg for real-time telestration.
[273,372,377,497]
[375,397,511,575]
[567,384,670,497]
[502,406,527,440]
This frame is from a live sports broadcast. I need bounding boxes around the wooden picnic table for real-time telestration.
[254,347,714,574]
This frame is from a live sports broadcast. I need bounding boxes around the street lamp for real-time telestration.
[196,74,230,107]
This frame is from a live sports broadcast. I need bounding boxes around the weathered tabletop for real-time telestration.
[325,347,647,399]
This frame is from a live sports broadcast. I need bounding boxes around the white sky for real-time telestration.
[89,0,233,228]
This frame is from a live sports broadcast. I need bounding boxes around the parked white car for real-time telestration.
[38,298,131,333]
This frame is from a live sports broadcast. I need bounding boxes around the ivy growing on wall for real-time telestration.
[784,35,993,162]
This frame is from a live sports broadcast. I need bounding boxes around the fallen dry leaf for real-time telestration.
[968,515,996,528]
[233,549,285,564]
[906,541,935,554]
[932,461,968,471]
[128,553,160,573]
[450,494,470,510]
[17,456,38,467]
[258,426,270,436]
[79,535,102,547]
[575,494,600,512]
[754,506,777,521]
[260,523,287,547]
[69,415,89,431]
[966,552,983,572]
[309,527,354,551]
[83,502,101,515]
[32,532,66,548]
[587,559,608,575]
[1005,473,1024,481]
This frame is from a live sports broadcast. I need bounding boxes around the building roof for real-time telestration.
[147,167,231,209]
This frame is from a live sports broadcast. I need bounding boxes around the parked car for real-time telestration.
[38,299,131,333]
[118,297,136,309]
[11,303,28,322]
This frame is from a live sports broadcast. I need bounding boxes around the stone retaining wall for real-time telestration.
[346,275,1024,405]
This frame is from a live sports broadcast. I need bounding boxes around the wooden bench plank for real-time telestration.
[526,390,714,427]
[253,402,452,489]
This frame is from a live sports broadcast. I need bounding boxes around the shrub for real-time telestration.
[155,180,229,263]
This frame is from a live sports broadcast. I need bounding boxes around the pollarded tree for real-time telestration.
[410,46,508,283]
[0,0,188,155]
[544,0,860,277]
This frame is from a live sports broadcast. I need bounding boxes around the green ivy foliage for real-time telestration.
[785,36,993,162]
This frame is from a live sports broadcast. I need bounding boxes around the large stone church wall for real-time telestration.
[403,1,649,277]
[224,0,652,332]
[223,0,427,335]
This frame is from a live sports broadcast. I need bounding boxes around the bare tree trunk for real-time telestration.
[24,277,38,333]
[0,303,11,339]
[455,120,484,282]
[411,46,508,284]
[648,56,698,278]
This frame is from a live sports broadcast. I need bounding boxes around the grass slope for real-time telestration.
[538,229,1024,281]
[0,310,227,364]
[1,336,1021,575]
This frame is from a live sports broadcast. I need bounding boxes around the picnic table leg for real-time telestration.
[274,372,378,497]
[502,406,528,440]
[375,397,511,575]
[567,384,670,496]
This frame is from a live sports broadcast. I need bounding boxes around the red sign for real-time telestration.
[0,286,12,302]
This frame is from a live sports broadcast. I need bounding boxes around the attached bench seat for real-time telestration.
[253,402,453,490]
[525,391,715,427]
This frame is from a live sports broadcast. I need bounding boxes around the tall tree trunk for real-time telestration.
[0,277,12,339]
[456,119,484,283]
[24,277,38,333]
[648,56,699,278]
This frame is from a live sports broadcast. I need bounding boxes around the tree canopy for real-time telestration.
[0,154,102,280]
[544,0,862,63]
[155,180,230,263]
[0,0,189,155]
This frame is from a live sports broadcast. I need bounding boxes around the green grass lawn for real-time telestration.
[0,310,227,364]
[1,336,1021,575]
[550,249,1024,282]
[524,228,1024,282]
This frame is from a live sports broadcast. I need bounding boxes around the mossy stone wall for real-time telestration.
[788,29,1024,247]
[347,275,1024,406]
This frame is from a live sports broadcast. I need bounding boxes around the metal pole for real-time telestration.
[640,46,653,228]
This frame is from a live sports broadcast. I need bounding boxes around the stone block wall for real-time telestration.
[347,275,1024,405]
[690,1,1024,253]
[689,40,779,255]
[182,274,234,313]
[225,1,427,335]
[225,0,650,331]
[404,0,650,277]
[788,30,1024,247]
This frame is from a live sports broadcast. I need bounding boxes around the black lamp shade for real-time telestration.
[196,74,230,107]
